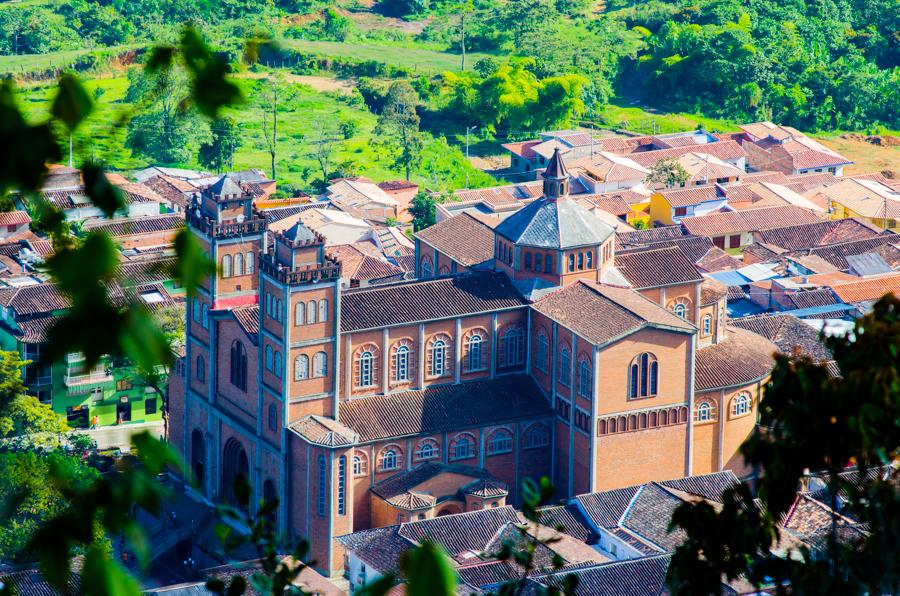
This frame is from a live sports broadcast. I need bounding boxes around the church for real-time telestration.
[168,150,777,576]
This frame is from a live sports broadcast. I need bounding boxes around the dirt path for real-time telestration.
[817,134,900,177]
[236,71,356,94]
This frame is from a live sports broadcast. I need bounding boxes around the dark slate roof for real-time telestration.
[415,213,497,267]
[340,272,528,332]
[0,559,83,596]
[529,555,671,596]
[695,326,776,390]
[339,375,551,442]
[335,526,410,575]
[784,288,840,311]
[615,245,703,289]
[281,221,319,245]
[494,197,615,249]
[398,506,522,556]
[206,175,243,199]
[535,504,600,544]
[531,282,694,347]
[659,471,739,502]
[729,314,833,362]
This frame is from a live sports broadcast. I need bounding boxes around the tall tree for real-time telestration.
[647,157,690,188]
[198,117,240,173]
[375,81,423,181]
[310,121,340,184]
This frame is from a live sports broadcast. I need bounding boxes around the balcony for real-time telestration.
[65,367,114,395]
[259,254,341,285]
[187,210,267,239]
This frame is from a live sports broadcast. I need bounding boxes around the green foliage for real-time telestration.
[375,80,423,181]
[408,191,437,231]
[646,157,690,188]
[0,350,68,439]
[667,295,900,594]
[199,117,241,172]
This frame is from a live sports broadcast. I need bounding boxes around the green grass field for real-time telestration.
[282,39,493,74]
[594,100,741,135]
[0,44,140,75]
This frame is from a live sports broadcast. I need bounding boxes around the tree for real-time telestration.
[408,191,437,231]
[310,121,340,183]
[256,76,295,181]
[198,117,240,173]
[646,157,690,188]
[0,351,67,439]
[374,81,423,181]
[667,294,900,594]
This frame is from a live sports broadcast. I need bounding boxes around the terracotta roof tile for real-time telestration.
[700,278,728,305]
[753,219,882,251]
[535,504,600,544]
[0,283,69,316]
[415,213,497,267]
[326,244,402,281]
[372,463,505,508]
[830,273,900,303]
[655,185,723,208]
[627,141,747,168]
[616,226,685,248]
[695,246,741,273]
[615,245,703,289]
[730,314,833,361]
[338,375,551,442]
[785,235,899,270]
[0,211,31,226]
[695,326,776,390]
[83,214,184,237]
[289,415,358,447]
[232,305,259,343]
[531,555,671,596]
[680,205,826,237]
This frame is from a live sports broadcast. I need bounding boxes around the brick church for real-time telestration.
[168,151,777,576]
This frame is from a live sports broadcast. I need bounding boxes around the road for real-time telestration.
[73,420,164,450]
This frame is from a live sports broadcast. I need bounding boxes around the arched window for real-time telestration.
[234,252,244,276]
[421,256,434,278]
[465,330,487,372]
[544,253,553,273]
[415,440,437,460]
[262,478,277,525]
[524,424,549,449]
[196,354,205,382]
[380,447,399,471]
[294,354,309,380]
[577,252,584,270]
[628,353,658,399]
[355,346,377,388]
[524,252,532,270]
[313,351,327,378]
[578,356,592,398]
[307,300,317,324]
[190,429,205,490]
[193,299,201,322]
[294,301,305,326]
[438,264,451,275]
[501,327,524,367]
[274,351,282,377]
[451,435,474,460]
[319,299,328,323]
[535,253,543,272]
[428,335,451,378]
[246,252,255,274]
[568,254,575,272]
[222,438,250,510]
[201,303,208,329]
[669,298,691,321]
[586,251,593,269]
[222,254,232,277]
[268,403,277,431]
[353,453,368,477]
[702,314,712,335]
[265,345,273,371]
[694,399,716,422]
[536,331,549,373]
[487,430,512,455]
[230,340,247,391]
[558,346,571,387]
[391,341,413,383]
[732,393,752,417]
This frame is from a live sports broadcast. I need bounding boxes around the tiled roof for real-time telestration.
[142,175,191,208]
[616,225,685,248]
[568,152,648,184]
[326,244,402,281]
[398,506,522,557]
[786,235,899,270]
[695,245,742,273]
[535,504,600,544]
[371,463,504,507]
[627,141,747,168]
[463,477,509,498]
[0,283,69,316]
[530,555,671,596]
[730,314,833,361]
[782,494,867,555]
[119,257,176,285]
[830,273,900,303]
[453,181,544,207]
[680,205,826,237]
[0,558,83,596]
[532,282,694,346]
[614,245,703,289]
[574,485,642,528]
[785,288,840,311]
[739,122,851,169]
[82,214,184,237]
[695,326,776,390]
[495,197,615,250]
[12,315,63,344]
[338,375,552,442]
[700,278,728,305]
[289,415,358,447]
[753,218,881,251]
[660,471,740,501]
[415,213,497,267]
[656,185,722,208]
[0,211,31,226]
[232,305,259,342]
[339,272,528,332]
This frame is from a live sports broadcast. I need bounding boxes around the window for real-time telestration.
[732,393,752,417]
[577,252,584,270]
[674,207,688,217]
[694,400,716,422]
[628,353,659,399]
[452,435,474,460]
[201,303,208,329]
[544,253,552,273]
[337,456,346,516]
[524,424,549,449]
[415,440,437,460]
[702,314,712,335]
[578,357,592,398]
[673,303,687,319]
[266,293,272,316]
[355,348,377,388]
[559,347,571,386]
[116,379,132,392]
[246,252,254,274]
[193,299,201,322]
[317,456,327,516]
[535,253,543,272]
[294,302,305,325]
[568,254,575,272]
[501,327,524,367]
[313,352,327,378]
[305,300,316,324]
[230,340,247,390]
[428,335,451,378]
[234,252,244,276]
[294,354,309,380]
[222,254,232,277]
[392,342,412,383]
[196,355,205,382]
[524,252,532,270]
[319,299,328,323]
[536,332,549,373]
[488,431,512,455]
[145,398,157,415]
[353,453,368,477]
[586,251,593,269]
[265,345,273,371]
[465,331,486,372]
[381,448,399,471]
[421,256,433,278]
[274,351,283,377]
[268,403,277,431]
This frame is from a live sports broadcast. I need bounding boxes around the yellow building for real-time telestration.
[816,178,900,231]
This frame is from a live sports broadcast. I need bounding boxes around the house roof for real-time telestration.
[614,245,703,289]
[0,211,31,226]
[339,271,527,332]
[656,185,723,209]
[818,178,900,219]
[495,196,615,250]
[677,152,745,182]
[752,218,881,251]
[371,463,506,509]
[531,282,695,346]
[82,214,184,238]
[326,244,402,281]
[569,151,648,183]
[731,314,833,362]
[695,245,742,273]
[739,122,851,170]
[119,257,177,285]
[529,555,671,596]
[289,415,358,447]
[453,181,544,208]
[616,226,685,248]
[695,326,776,390]
[12,314,64,344]
[338,375,552,442]
[232,305,259,343]
[700,278,728,305]
[415,213,497,267]
[830,273,900,303]
[679,205,826,237]
[535,504,601,544]
[785,235,899,270]
[0,283,69,316]
[627,140,747,168]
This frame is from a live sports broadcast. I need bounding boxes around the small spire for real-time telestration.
[542,147,570,199]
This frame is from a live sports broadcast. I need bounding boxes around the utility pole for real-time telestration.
[68,134,73,168]
[465,125,476,188]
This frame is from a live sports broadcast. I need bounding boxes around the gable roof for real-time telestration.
[82,214,184,238]
[0,283,69,316]
[495,197,615,250]
[656,185,723,209]
[627,140,747,168]
[730,314,832,361]
[326,244,402,281]
[829,273,900,303]
[614,245,703,289]
[752,218,881,251]
[680,205,826,237]
[529,555,671,596]
[0,211,31,226]
[415,213,497,267]
[371,463,506,509]
[232,305,260,343]
[785,235,899,270]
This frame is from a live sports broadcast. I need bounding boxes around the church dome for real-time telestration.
[495,196,615,250]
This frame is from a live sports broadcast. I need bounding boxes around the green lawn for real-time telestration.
[594,100,741,135]
[0,44,140,75]
[282,39,493,74]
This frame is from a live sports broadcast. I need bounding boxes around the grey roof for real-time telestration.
[282,221,319,245]
[494,197,615,249]
[206,175,243,199]
[846,252,893,276]
[543,147,569,179]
